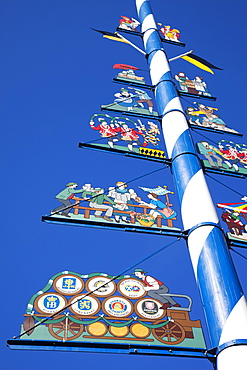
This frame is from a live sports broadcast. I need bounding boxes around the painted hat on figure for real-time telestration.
[132,268,147,274]
[94,187,103,192]
[66,182,78,186]
[98,118,107,123]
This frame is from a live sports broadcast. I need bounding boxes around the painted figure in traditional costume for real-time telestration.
[175,72,189,93]
[197,141,223,168]
[90,116,122,148]
[137,186,177,222]
[218,141,247,172]
[195,104,217,118]
[118,123,144,151]
[158,24,180,42]
[175,72,197,94]
[196,104,226,129]
[197,140,247,172]
[186,106,229,131]
[193,76,211,96]
[108,181,142,223]
[237,145,247,165]
[82,185,116,222]
[114,88,139,111]
[130,88,154,114]
[186,107,204,125]
[221,210,245,236]
[141,121,161,148]
[139,192,177,220]
[117,69,145,82]
[52,183,83,217]
[175,73,211,96]
[89,115,162,152]
[119,16,140,31]
[113,63,145,83]
[207,114,226,129]
[133,268,180,310]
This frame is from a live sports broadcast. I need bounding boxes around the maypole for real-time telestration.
[136,0,247,368]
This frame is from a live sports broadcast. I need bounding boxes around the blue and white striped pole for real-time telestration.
[136,0,247,368]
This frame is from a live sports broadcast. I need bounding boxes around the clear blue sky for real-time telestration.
[1,1,247,369]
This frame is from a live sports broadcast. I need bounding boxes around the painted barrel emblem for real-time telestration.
[117,278,146,299]
[135,298,165,320]
[34,293,67,314]
[86,276,116,297]
[109,324,129,337]
[130,323,150,338]
[87,322,108,337]
[102,296,133,317]
[53,274,84,295]
[69,294,100,316]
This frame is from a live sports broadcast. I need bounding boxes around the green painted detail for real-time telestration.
[102,318,134,327]
[115,76,146,84]
[20,324,206,349]
[32,314,172,330]
[91,143,140,153]
[202,160,247,175]
[101,104,159,117]
[137,319,170,329]
[33,315,65,324]
[69,316,101,325]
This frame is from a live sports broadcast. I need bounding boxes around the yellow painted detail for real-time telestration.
[139,147,166,158]
[182,55,214,74]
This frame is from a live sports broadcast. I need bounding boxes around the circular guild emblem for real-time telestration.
[86,276,116,297]
[53,274,84,295]
[135,298,165,320]
[34,293,67,314]
[117,278,146,299]
[102,296,133,317]
[69,294,100,316]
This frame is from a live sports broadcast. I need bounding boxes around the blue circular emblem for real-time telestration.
[78,298,92,311]
[44,295,60,310]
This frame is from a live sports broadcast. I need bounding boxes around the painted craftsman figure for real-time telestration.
[133,268,180,309]
[221,209,245,236]
[131,88,154,114]
[82,185,116,222]
[175,72,197,94]
[52,182,83,217]
[108,181,141,223]
[117,69,145,83]
[114,88,139,111]
[197,141,223,168]
[193,76,211,96]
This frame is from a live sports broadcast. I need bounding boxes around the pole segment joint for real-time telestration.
[216,339,247,356]
[206,339,247,358]
[186,222,224,237]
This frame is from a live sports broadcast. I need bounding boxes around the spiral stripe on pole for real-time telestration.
[136,1,247,367]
